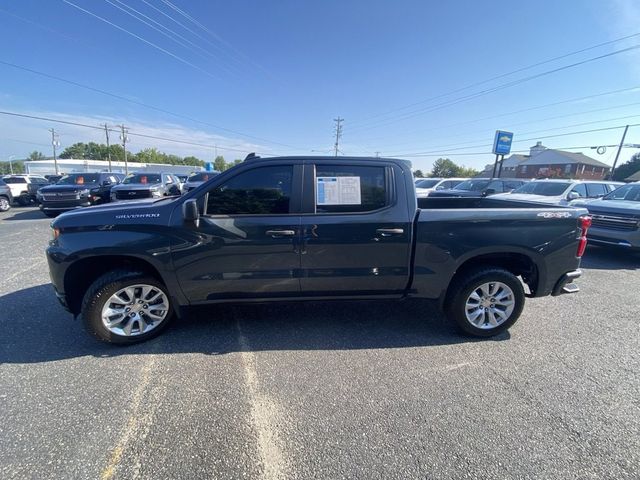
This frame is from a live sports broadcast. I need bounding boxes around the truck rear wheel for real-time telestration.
[445,267,525,337]
[81,270,174,344]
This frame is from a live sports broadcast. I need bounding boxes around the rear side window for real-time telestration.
[4,177,27,184]
[315,165,387,213]
[586,183,607,197]
[205,165,293,215]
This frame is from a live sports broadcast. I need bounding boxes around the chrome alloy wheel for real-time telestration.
[464,281,515,330]
[101,284,169,336]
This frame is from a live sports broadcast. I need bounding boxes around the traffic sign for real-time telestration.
[493,130,513,155]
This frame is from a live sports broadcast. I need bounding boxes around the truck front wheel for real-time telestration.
[81,270,174,344]
[445,267,525,337]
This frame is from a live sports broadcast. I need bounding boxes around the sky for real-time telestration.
[1,0,640,172]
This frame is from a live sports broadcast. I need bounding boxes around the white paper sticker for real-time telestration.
[316,176,361,205]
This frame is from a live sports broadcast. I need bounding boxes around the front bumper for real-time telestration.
[587,226,640,250]
[551,269,582,296]
[40,201,91,212]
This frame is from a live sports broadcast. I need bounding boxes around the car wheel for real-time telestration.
[0,196,10,211]
[445,267,525,337]
[81,270,174,344]
[16,196,30,206]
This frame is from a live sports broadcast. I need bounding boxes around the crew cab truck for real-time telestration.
[46,156,591,344]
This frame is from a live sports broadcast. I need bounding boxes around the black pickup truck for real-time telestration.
[46,156,591,344]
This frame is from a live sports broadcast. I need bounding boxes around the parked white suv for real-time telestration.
[493,179,624,205]
[2,174,49,205]
[414,177,468,198]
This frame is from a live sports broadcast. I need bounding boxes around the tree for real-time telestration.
[0,160,25,174]
[413,169,424,178]
[430,158,478,178]
[28,151,45,160]
[457,166,480,177]
[183,156,205,167]
[232,159,243,166]
[612,153,640,181]
[213,155,227,172]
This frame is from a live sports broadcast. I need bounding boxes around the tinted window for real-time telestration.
[454,179,490,191]
[571,184,587,198]
[315,165,386,213]
[513,181,571,196]
[57,174,101,185]
[603,184,640,202]
[487,180,504,193]
[123,174,162,184]
[415,179,439,188]
[3,177,27,184]
[504,180,522,190]
[188,172,219,182]
[586,183,607,197]
[206,165,292,215]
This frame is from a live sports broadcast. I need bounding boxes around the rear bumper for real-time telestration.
[551,269,582,296]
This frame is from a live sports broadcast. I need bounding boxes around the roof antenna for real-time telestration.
[244,152,258,161]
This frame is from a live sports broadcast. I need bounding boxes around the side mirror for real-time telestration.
[567,191,580,200]
[484,188,496,196]
[183,199,199,226]
[102,180,112,186]
[435,185,445,190]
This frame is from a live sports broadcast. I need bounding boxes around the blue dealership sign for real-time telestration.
[493,130,513,155]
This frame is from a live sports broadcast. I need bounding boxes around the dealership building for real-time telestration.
[23,158,202,176]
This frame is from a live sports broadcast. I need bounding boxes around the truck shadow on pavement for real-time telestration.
[581,245,640,270]
[0,284,508,364]
[1,207,47,221]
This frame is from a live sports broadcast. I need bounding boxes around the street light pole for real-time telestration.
[8,155,15,175]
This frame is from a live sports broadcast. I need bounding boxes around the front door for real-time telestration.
[299,162,413,296]
[172,163,303,303]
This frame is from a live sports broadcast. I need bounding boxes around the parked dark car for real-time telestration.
[0,178,13,211]
[182,171,220,193]
[46,156,590,344]
[429,178,526,197]
[571,182,640,250]
[38,172,123,217]
[110,172,182,201]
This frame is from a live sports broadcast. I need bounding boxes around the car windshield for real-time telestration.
[603,184,640,202]
[56,173,101,185]
[3,177,27,184]
[122,174,162,184]
[512,181,571,196]
[453,179,490,191]
[187,172,217,182]
[415,179,439,188]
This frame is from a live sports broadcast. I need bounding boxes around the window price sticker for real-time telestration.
[316,176,361,205]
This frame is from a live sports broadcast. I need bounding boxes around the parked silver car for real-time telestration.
[572,182,640,250]
[493,179,623,205]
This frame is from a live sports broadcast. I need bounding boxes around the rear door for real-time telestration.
[298,161,413,296]
[172,162,303,303]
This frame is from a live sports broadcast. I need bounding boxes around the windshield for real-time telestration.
[56,173,100,185]
[512,181,571,196]
[415,179,439,188]
[123,173,162,184]
[3,177,27,184]
[188,172,218,182]
[453,179,490,191]
[603,184,640,202]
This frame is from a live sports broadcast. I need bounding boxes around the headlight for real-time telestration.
[90,188,100,194]
[50,227,60,241]
[150,188,162,197]
[36,190,43,199]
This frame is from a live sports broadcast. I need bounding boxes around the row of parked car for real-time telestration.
[414,176,640,250]
[0,170,220,216]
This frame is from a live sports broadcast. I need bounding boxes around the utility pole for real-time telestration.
[610,124,629,180]
[374,151,381,158]
[8,155,15,175]
[103,123,112,172]
[49,128,60,175]
[119,125,129,175]
[333,117,343,157]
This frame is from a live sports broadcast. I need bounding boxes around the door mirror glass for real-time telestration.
[567,191,580,200]
[183,199,199,224]
[102,180,112,186]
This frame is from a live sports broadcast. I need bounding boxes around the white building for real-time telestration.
[24,158,203,176]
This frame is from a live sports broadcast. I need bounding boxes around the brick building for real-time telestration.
[488,142,611,179]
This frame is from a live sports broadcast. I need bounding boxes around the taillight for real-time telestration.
[576,215,591,258]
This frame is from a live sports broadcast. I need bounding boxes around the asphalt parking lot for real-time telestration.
[0,206,638,480]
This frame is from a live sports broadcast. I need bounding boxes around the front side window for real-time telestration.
[586,183,607,197]
[571,184,587,198]
[315,165,386,213]
[205,165,292,215]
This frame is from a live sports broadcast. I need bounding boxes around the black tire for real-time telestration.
[81,270,174,344]
[0,196,10,212]
[16,196,30,206]
[445,267,525,337]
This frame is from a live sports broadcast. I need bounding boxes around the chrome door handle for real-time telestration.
[376,228,404,237]
[265,229,296,238]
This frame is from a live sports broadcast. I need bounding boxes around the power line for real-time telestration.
[348,31,640,129]
[0,110,267,155]
[0,59,298,149]
[61,0,221,80]
[347,43,640,133]
[395,123,640,157]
